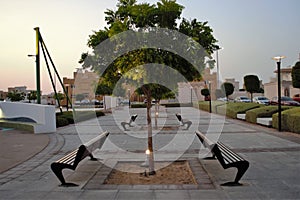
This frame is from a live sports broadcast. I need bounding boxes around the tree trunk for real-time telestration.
[143,87,155,175]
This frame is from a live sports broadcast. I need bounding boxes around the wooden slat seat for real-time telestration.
[51,131,109,186]
[195,130,249,186]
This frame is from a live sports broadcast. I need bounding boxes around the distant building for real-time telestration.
[264,67,300,99]
[178,68,217,103]
[62,68,99,106]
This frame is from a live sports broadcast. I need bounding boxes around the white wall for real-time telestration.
[0,102,56,133]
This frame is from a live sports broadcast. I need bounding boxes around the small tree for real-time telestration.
[27,91,37,103]
[292,61,300,89]
[221,82,234,100]
[7,91,25,102]
[244,75,260,101]
[201,88,210,101]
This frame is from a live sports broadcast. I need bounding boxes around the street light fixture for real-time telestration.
[272,55,286,132]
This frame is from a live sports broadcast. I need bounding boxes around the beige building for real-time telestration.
[264,67,300,99]
[178,68,217,103]
[62,69,99,106]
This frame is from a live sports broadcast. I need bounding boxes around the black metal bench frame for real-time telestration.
[175,113,192,130]
[51,131,109,187]
[121,114,138,131]
[195,130,249,186]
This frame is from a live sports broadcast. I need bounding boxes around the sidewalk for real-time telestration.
[0,106,299,200]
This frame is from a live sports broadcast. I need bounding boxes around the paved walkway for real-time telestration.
[0,106,300,199]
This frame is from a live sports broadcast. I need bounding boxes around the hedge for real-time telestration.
[198,101,226,113]
[217,102,263,119]
[245,106,291,124]
[131,104,147,108]
[56,110,105,127]
[272,107,300,133]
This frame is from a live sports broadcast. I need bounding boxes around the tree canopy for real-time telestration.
[221,82,234,99]
[79,0,219,175]
[244,75,260,101]
[292,61,300,89]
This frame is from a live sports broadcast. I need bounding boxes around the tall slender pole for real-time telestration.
[277,61,282,132]
[34,27,41,104]
[216,50,219,89]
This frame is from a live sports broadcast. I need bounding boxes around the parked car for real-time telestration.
[234,96,251,103]
[293,94,300,103]
[253,96,270,105]
[270,96,300,106]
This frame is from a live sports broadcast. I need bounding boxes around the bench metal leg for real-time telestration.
[221,161,249,186]
[121,122,129,131]
[183,121,192,130]
[50,163,78,187]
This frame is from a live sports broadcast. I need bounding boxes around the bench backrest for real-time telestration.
[73,131,109,168]
[195,130,216,150]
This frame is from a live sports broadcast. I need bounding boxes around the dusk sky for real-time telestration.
[0,0,299,94]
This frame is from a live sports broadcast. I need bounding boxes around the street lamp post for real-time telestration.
[190,86,193,106]
[128,89,131,108]
[272,56,286,132]
[216,47,223,89]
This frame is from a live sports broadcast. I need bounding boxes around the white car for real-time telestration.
[234,96,251,103]
[253,96,269,105]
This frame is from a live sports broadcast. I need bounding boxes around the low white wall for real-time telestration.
[0,102,56,134]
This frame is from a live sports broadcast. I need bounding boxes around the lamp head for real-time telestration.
[272,56,286,62]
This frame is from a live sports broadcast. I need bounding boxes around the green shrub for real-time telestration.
[290,113,300,133]
[246,106,280,124]
[56,117,69,127]
[198,101,226,113]
[163,103,192,107]
[217,102,262,119]
[273,107,300,132]
[131,104,147,108]
[56,110,105,127]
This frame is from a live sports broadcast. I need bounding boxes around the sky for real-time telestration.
[0,0,299,94]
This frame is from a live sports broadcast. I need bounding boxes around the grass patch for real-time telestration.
[198,101,226,113]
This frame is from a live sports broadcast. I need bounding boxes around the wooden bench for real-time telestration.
[175,113,192,130]
[51,131,109,187]
[121,114,138,131]
[195,131,249,186]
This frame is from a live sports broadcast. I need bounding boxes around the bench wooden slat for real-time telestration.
[51,131,109,186]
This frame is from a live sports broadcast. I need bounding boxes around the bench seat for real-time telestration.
[51,131,109,186]
[196,130,249,186]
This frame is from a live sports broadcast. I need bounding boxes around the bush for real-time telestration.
[131,104,147,108]
[246,106,280,124]
[272,107,300,132]
[198,101,226,113]
[217,102,263,119]
[56,117,69,127]
[163,103,192,107]
[56,110,105,127]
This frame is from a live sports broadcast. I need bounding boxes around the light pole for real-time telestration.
[190,86,193,106]
[128,89,131,108]
[216,47,223,88]
[272,56,286,132]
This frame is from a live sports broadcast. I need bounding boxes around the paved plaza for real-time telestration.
[0,106,299,200]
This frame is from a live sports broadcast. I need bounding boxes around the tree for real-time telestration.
[221,82,234,100]
[7,91,25,102]
[80,0,219,175]
[292,61,300,89]
[201,88,210,101]
[244,75,260,102]
[27,91,37,103]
